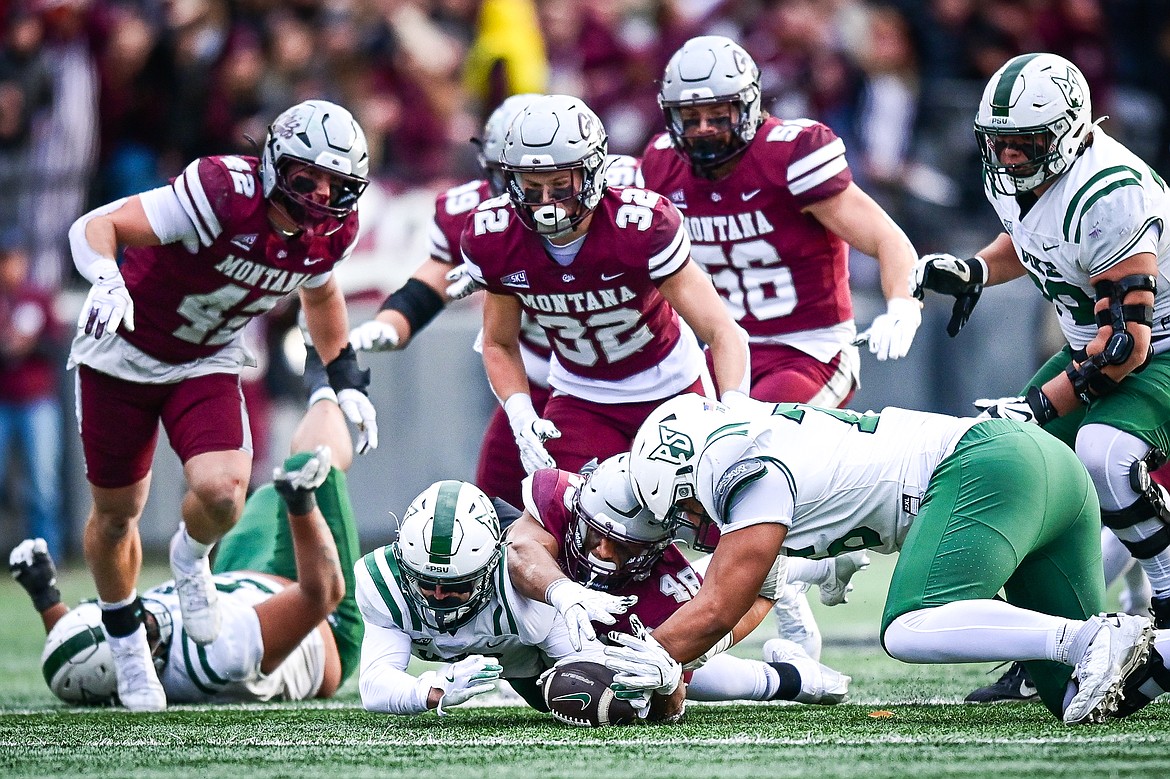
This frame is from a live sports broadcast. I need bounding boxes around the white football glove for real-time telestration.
[430,654,502,714]
[445,264,483,301]
[78,273,135,339]
[972,395,1042,425]
[546,578,638,652]
[337,388,379,453]
[863,297,921,361]
[349,320,401,352]
[604,615,682,718]
[503,394,560,474]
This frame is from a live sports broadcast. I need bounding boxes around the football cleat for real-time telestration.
[1112,642,1170,718]
[818,550,871,606]
[169,531,221,645]
[764,638,850,705]
[108,625,166,712]
[965,661,1039,703]
[1149,594,1170,630]
[1064,613,1155,725]
[771,584,822,661]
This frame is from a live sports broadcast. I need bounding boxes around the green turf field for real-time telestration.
[1,555,1166,778]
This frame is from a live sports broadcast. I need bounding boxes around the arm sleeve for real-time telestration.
[68,198,128,283]
[354,564,433,714]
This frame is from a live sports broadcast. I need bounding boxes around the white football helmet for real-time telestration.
[477,93,542,197]
[260,99,370,235]
[975,53,1093,195]
[393,480,502,631]
[500,94,609,237]
[628,394,734,552]
[659,35,763,173]
[41,600,172,706]
[567,454,674,590]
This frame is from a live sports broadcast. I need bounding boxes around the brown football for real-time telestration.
[541,661,639,727]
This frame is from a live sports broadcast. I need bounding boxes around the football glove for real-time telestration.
[503,394,559,474]
[326,345,378,454]
[605,615,682,718]
[910,253,986,337]
[444,264,483,301]
[78,272,135,339]
[9,538,62,612]
[863,297,921,361]
[272,445,332,515]
[546,578,637,652]
[430,654,502,715]
[973,386,1057,426]
[349,320,401,352]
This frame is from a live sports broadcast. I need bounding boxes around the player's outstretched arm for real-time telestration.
[351,257,452,352]
[503,511,567,601]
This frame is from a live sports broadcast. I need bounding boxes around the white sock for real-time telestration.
[171,522,213,569]
[787,557,833,586]
[686,654,772,701]
[98,590,138,611]
[884,600,1080,663]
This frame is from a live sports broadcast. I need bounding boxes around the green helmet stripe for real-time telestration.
[428,481,461,563]
[992,54,1041,117]
[42,626,105,686]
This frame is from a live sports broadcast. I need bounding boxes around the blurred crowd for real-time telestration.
[2,0,1170,554]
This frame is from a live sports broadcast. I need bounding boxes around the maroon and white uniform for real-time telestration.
[523,468,702,634]
[70,155,357,381]
[69,154,357,488]
[640,118,859,405]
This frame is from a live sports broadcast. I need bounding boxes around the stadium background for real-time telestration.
[1,0,1170,556]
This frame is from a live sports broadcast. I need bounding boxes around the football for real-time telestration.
[541,661,639,727]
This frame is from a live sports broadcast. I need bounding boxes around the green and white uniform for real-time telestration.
[983,129,1170,452]
[354,545,582,714]
[694,404,1103,713]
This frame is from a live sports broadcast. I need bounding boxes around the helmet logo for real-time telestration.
[578,111,595,139]
[649,422,694,465]
[273,109,306,139]
[732,49,749,75]
[1051,67,1084,110]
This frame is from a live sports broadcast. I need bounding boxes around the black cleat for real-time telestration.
[965,662,1040,703]
[1150,594,1170,629]
[1113,645,1169,718]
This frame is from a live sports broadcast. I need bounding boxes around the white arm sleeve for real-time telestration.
[138,185,201,250]
[356,621,433,715]
[68,198,129,283]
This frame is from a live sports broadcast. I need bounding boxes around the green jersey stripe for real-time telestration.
[1063,166,1142,240]
[1073,179,1142,242]
[42,626,104,686]
[992,54,1039,116]
[195,640,229,685]
[383,548,423,631]
[495,550,519,635]
[429,481,461,562]
[181,632,221,695]
[362,551,406,629]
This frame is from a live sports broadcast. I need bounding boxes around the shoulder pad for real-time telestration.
[712,457,769,523]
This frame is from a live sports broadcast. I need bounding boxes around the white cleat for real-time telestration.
[1064,613,1155,725]
[169,531,221,645]
[819,550,871,606]
[772,583,822,661]
[764,638,851,705]
[108,625,166,712]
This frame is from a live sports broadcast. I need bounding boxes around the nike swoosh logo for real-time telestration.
[304,257,326,266]
[742,189,762,201]
[552,692,592,710]
[601,272,624,281]
[1042,243,1059,251]
[485,638,508,648]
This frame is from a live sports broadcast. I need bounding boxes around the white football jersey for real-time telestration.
[355,545,577,679]
[695,405,977,557]
[147,571,325,703]
[983,130,1170,352]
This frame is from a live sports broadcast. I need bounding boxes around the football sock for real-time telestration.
[684,654,772,701]
[786,557,833,586]
[100,593,145,638]
[172,522,212,568]
[884,600,1067,662]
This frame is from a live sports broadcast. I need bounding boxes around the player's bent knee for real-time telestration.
[880,609,928,661]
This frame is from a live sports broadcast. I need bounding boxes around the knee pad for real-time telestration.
[1101,451,1170,560]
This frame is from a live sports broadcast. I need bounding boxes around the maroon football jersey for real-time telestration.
[640,116,853,337]
[526,468,702,633]
[461,187,689,382]
[119,155,357,364]
[428,178,550,359]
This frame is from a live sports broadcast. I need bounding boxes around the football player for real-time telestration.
[354,479,594,716]
[641,36,911,654]
[912,53,1170,699]
[66,99,378,710]
[506,454,853,713]
[10,394,365,707]
[462,93,750,478]
[349,95,644,509]
[610,394,1156,725]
